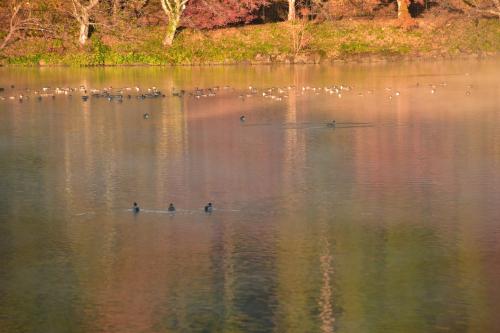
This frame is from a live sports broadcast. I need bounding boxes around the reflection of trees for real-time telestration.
[319,230,334,333]
[340,96,485,332]
[274,67,321,332]
[0,100,84,332]
[3,63,500,332]
[210,219,237,331]
[153,92,189,203]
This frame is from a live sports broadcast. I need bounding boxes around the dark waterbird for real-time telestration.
[172,88,185,97]
[205,203,213,213]
[133,202,140,213]
[327,120,336,128]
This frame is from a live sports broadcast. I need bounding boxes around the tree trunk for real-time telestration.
[163,31,174,46]
[288,0,296,21]
[112,0,121,22]
[78,11,90,46]
[72,0,99,46]
[163,16,179,46]
[397,0,410,19]
[160,0,188,47]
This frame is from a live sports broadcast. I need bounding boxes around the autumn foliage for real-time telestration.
[182,0,270,29]
[0,0,499,49]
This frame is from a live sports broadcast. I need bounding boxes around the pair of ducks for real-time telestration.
[132,202,213,214]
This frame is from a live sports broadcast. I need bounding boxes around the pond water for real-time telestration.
[0,60,499,333]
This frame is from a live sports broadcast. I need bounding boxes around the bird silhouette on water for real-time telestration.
[204,203,213,213]
[327,120,336,128]
[133,202,140,213]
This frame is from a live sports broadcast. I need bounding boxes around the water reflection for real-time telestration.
[0,60,500,332]
[319,226,334,333]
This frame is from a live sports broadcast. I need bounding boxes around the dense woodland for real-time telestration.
[0,0,499,64]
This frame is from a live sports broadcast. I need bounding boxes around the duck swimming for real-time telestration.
[133,202,140,213]
[327,120,336,128]
[240,115,246,122]
[143,113,150,119]
[168,203,176,212]
[204,203,213,213]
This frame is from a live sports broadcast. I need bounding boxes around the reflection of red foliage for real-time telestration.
[182,0,269,29]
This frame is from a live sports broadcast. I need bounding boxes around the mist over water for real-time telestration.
[0,60,499,333]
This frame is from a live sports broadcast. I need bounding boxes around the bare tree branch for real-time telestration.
[461,0,500,17]
[1,0,48,51]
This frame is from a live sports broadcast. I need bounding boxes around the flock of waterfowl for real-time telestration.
[0,80,473,105]
[0,80,474,135]
[0,85,167,102]
[1,81,474,131]
[1,79,475,217]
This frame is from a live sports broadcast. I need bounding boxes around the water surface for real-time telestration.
[1,60,500,333]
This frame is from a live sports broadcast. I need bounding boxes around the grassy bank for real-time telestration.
[1,17,499,66]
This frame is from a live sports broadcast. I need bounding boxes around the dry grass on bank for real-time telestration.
[0,17,499,66]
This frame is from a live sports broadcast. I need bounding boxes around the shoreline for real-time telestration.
[1,52,498,68]
[1,18,499,67]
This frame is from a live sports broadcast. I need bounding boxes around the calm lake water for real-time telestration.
[0,60,499,333]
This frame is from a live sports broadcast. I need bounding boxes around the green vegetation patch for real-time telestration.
[1,18,499,66]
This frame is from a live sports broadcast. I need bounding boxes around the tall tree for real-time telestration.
[159,0,188,46]
[71,0,100,46]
